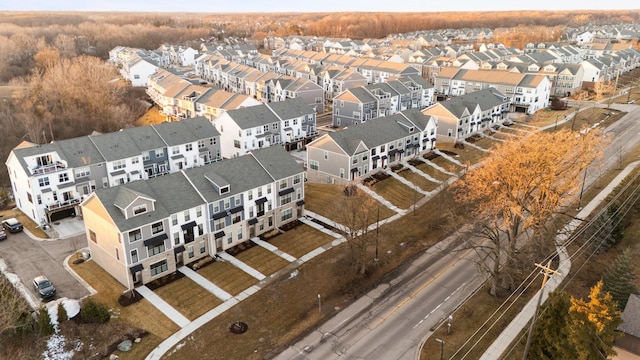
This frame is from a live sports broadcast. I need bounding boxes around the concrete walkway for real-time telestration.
[480,160,640,359]
[356,183,404,214]
[216,252,266,281]
[251,237,297,262]
[178,266,232,301]
[418,156,457,176]
[462,140,491,153]
[135,285,190,328]
[433,149,464,167]
[298,212,344,239]
[402,161,443,183]
[385,168,430,195]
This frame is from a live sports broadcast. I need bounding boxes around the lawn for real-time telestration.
[196,260,258,295]
[70,258,178,359]
[371,175,425,209]
[134,104,166,126]
[153,276,223,321]
[437,142,490,166]
[411,160,454,182]
[267,224,335,258]
[234,244,291,276]
[431,154,465,174]
[490,132,517,141]
[397,167,441,192]
[305,183,396,223]
[552,107,626,133]
[526,107,576,127]
[473,137,501,151]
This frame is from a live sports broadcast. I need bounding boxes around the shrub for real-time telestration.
[79,298,110,324]
[57,302,67,322]
[36,308,55,336]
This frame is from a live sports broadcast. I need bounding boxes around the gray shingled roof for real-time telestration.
[89,131,141,161]
[249,145,304,180]
[440,88,507,118]
[224,103,280,130]
[348,87,377,103]
[153,117,220,147]
[266,98,315,120]
[619,294,640,337]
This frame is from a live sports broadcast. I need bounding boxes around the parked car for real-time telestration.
[0,229,6,240]
[2,218,23,233]
[33,275,56,299]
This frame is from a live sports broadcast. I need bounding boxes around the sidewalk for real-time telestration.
[480,160,640,359]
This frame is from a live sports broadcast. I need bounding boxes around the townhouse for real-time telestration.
[306,109,437,185]
[81,146,305,288]
[5,118,221,225]
[433,68,551,114]
[421,88,510,141]
[333,75,435,127]
[214,97,318,158]
[322,67,368,100]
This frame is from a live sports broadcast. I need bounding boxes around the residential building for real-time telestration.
[306,109,437,185]
[5,118,220,225]
[80,146,305,288]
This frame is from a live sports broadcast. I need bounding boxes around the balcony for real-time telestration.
[31,161,67,176]
[45,198,81,212]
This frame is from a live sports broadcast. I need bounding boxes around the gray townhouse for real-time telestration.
[81,146,305,288]
[306,108,438,185]
[332,75,435,127]
[6,118,221,226]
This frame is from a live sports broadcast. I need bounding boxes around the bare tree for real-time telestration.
[0,275,32,335]
[454,129,604,296]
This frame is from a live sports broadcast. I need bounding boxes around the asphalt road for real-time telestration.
[0,231,90,305]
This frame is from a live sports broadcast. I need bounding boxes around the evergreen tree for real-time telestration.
[569,281,623,360]
[602,248,638,310]
[530,291,578,360]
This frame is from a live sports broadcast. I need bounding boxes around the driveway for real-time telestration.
[0,231,91,305]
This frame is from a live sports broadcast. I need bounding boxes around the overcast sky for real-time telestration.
[2,0,637,12]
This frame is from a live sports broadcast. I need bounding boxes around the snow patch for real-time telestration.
[0,259,39,309]
[43,298,83,359]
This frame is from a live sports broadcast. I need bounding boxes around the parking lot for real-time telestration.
[0,229,91,305]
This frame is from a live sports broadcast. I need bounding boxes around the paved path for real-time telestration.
[135,286,190,328]
[417,157,457,176]
[251,237,297,262]
[402,161,443,183]
[356,183,405,214]
[385,168,429,195]
[178,266,232,301]
[433,149,464,167]
[217,252,266,281]
[463,140,491,153]
[480,160,640,359]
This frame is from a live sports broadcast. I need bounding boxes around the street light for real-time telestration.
[317,294,321,314]
[435,338,444,360]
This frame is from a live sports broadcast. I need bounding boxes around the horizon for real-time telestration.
[2,0,638,13]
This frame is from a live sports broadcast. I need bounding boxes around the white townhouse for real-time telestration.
[81,146,305,288]
[121,52,159,87]
[6,118,221,225]
[213,98,318,158]
[306,109,438,185]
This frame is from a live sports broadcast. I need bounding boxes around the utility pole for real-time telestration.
[374,206,379,262]
[607,71,620,108]
[522,260,561,360]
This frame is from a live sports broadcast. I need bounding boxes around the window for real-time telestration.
[293,174,301,184]
[280,193,292,205]
[267,185,271,194]
[131,249,138,263]
[185,144,193,151]
[150,260,168,276]
[36,194,42,205]
[258,187,263,197]
[237,228,243,241]
[310,160,319,170]
[340,168,345,178]
[380,145,385,152]
[235,197,240,206]
[39,177,50,187]
[197,224,203,236]
[199,241,206,254]
[156,149,164,158]
[143,152,150,161]
[209,138,217,145]
[248,191,253,201]
[293,118,298,125]
[196,206,202,217]
[246,129,252,136]
[151,221,163,234]
[198,140,205,149]
[273,122,279,130]
[227,233,233,245]
[89,230,97,243]
[249,206,254,218]
[27,193,33,203]
[224,199,230,209]
[148,243,165,256]
[232,212,241,224]
[281,208,292,221]
[133,204,147,215]
[362,154,368,161]
[352,157,358,164]
[75,167,90,178]
[129,229,141,242]
[115,247,120,260]
[297,188,302,200]
[113,159,126,170]
[172,146,179,155]
[171,214,178,225]
[188,246,194,258]
[132,157,139,165]
[280,179,287,189]
[323,151,328,160]
[184,210,190,222]
[214,218,225,230]
[234,140,241,149]
[174,232,180,245]
[263,124,269,132]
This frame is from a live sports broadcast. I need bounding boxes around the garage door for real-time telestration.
[49,208,76,222]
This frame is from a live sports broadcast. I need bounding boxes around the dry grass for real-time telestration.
[153,276,223,321]
[0,207,48,238]
[196,260,258,295]
[615,86,640,104]
[305,183,396,222]
[473,137,501,150]
[551,107,626,133]
[0,85,25,99]
[413,160,454,182]
[267,224,334,258]
[371,176,425,209]
[134,105,166,126]
[397,167,441,192]
[489,132,518,141]
[526,108,576,127]
[234,245,291,276]
[69,257,178,358]
[431,155,465,174]
[437,143,490,166]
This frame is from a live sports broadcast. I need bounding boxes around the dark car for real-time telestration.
[0,229,6,240]
[33,275,56,299]
[2,218,23,233]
